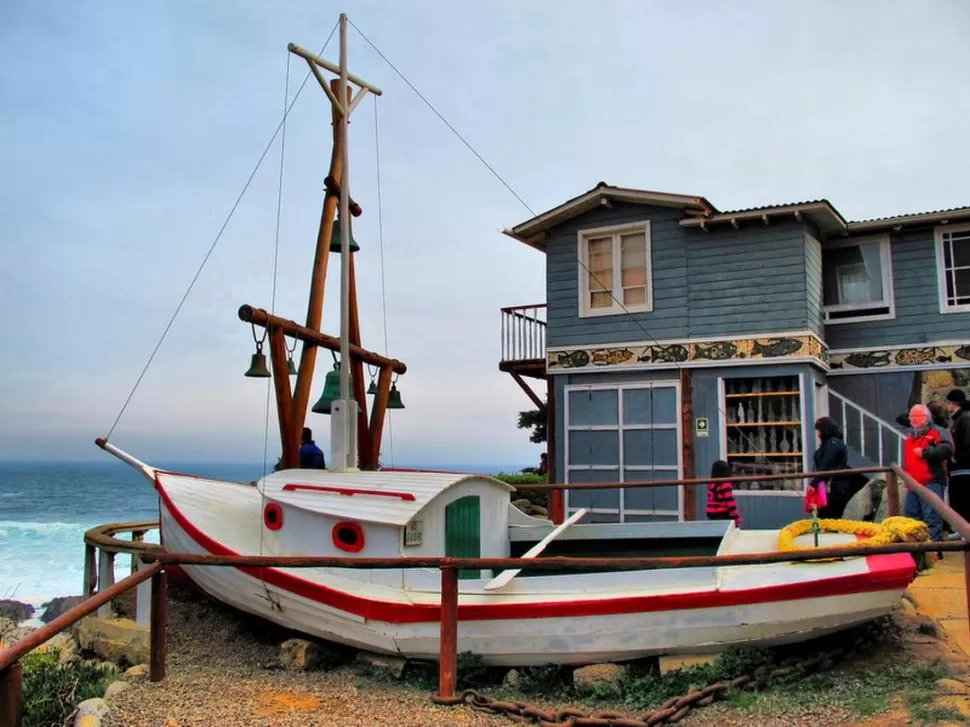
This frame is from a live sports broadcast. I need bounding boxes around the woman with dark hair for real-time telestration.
[811,416,853,518]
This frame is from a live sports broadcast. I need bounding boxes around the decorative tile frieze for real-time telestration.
[547,334,827,371]
[828,342,970,371]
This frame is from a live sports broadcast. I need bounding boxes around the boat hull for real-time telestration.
[159,501,911,666]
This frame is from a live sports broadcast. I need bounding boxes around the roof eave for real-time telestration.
[679,202,847,235]
[845,208,970,234]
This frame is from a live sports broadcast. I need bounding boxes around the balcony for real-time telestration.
[499,303,546,379]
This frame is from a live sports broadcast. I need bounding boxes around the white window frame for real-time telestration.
[577,221,653,318]
[822,234,895,325]
[935,223,970,314]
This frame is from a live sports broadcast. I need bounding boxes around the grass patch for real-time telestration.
[21,652,112,727]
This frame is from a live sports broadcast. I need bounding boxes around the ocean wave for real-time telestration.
[0,520,88,533]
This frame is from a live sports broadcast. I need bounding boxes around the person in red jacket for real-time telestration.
[706,460,742,527]
[903,404,953,543]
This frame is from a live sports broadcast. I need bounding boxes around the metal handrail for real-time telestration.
[829,389,905,466]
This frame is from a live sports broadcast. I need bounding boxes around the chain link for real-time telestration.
[434,625,882,727]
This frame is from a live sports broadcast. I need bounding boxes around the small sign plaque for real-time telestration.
[695,417,710,438]
[404,519,423,547]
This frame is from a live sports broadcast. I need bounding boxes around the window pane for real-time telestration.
[591,291,613,308]
[622,267,646,287]
[623,286,646,305]
[587,236,612,301]
[621,233,646,269]
[950,268,970,306]
[952,236,970,268]
[822,242,884,306]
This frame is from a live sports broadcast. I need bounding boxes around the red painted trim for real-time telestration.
[263,503,284,531]
[155,474,916,625]
[283,483,416,501]
[381,467,465,475]
[332,521,365,553]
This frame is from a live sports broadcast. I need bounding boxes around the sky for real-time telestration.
[2,0,969,468]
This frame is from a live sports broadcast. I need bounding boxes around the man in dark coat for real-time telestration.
[299,427,327,469]
[946,389,970,522]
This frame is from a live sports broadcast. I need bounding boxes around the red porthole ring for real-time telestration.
[263,503,284,531]
[332,521,365,553]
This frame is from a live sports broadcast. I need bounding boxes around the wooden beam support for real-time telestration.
[367,365,394,469]
[510,372,545,412]
[547,378,562,524]
[348,255,371,467]
[150,568,168,682]
[680,369,697,521]
[0,663,21,727]
[268,327,298,468]
[323,176,362,217]
[436,567,459,702]
[239,306,406,374]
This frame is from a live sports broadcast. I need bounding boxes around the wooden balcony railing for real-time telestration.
[500,303,546,362]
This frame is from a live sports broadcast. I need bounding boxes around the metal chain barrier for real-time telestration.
[435,622,884,727]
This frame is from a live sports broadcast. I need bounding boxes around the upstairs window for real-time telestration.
[578,222,652,317]
[936,225,970,312]
[822,235,894,324]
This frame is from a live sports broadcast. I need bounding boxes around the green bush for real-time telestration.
[492,472,547,486]
[21,652,111,727]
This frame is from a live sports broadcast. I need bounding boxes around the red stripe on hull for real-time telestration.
[155,475,916,625]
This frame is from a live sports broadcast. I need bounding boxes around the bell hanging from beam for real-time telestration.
[367,377,378,395]
[329,217,359,253]
[286,354,297,376]
[244,342,271,378]
[387,383,405,410]
[311,363,354,414]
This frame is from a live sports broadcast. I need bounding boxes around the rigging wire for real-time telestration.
[346,20,771,476]
[104,20,340,441]
[373,94,395,467]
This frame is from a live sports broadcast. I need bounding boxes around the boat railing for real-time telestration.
[0,465,967,724]
[83,520,162,624]
[828,389,906,468]
[500,303,546,363]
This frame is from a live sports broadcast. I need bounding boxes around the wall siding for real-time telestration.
[546,204,812,347]
[824,226,970,348]
[828,371,916,426]
[804,232,824,338]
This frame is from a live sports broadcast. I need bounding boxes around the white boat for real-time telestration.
[101,445,915,667]
[97,16,916,667]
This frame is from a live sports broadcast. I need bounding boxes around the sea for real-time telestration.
[0,459,523,622]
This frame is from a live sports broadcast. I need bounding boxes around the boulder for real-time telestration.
[354,651,407,679]
[74,697,110,724]
[0,625,36,649]
[41,595,83,623]
[76,617,149,665]
[511,499,532,512]
[572,663,625,697]
[280,638,322,670]
[124,663,150,679]
[502,669,522,689]
[527,505,549,518]
[0,599,34,623]
[103,680,130,701]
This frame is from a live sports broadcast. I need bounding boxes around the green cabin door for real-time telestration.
[445,496,481,580]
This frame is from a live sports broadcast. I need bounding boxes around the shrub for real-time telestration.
[21,651,111,727]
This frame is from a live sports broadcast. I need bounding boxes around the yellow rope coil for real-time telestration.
[777,516,929,560]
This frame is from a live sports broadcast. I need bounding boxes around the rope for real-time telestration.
[103,20,340,441]
[345,19,766,474]
[373,95,394,468]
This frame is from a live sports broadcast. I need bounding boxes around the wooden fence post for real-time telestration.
[437,566,459,702]
[96,551,116,618]
[83,543,97,599]
[885,469,900,517]
[0,662,22,727]
[150,568,168,682]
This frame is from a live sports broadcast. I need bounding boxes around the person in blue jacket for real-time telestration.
[299,427,327,469]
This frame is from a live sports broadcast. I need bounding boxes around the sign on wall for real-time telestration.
[695,417,710,438]
[404,519,423,547]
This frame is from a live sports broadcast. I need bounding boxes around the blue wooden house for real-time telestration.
[499,183,970,528]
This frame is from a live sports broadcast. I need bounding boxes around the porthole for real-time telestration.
[332,521,365,553]
[263,503,284,531]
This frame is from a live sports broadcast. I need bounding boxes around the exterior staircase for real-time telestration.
[828,389,906,472]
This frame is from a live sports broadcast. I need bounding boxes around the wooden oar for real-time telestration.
[483,508,588,591]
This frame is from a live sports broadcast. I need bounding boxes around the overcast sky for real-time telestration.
[2,1,969,468]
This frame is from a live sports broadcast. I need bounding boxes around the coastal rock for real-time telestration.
[528,505,549,518]
[354,651,407,679]
[572,663,625,697]
[41,595,83,623]
[280,638,322,670]
[502,669,522,689]
[124,663,150,679]
[76,617,149,665]
[103,679,129,701]
[73,697,110,725]
[0,625,36,649]
[0,599,34,623]
[511,498,532,512]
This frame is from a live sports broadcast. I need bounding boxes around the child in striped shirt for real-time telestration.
[706,460,742,527]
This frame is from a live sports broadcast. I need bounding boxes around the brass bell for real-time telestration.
[245,343,271,378]
[286,355,297,376]
[387,383,405,409]
[329,217,360,253]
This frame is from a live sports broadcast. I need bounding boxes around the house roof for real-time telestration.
[260,469,514,526]
[502,182,716,251]
[503,183,970,247]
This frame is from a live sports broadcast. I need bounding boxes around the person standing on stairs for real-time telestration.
[945,389,970,525]
[903,404,953,547]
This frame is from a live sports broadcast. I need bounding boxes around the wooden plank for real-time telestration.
[483,508,588,591]
[680,369,697,521]
[0,663,21,727]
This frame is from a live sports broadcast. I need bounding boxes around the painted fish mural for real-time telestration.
[551,350,590,368]
[592,348,634,366]
[692,341,738,360]
[751,338,803,358]
[843,351,892,369]
[894,348,941,366]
